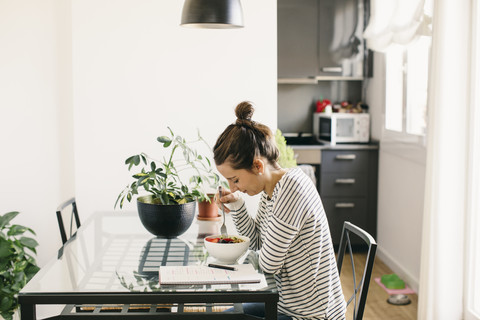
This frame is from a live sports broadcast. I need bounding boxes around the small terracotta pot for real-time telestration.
[197,194,220,220]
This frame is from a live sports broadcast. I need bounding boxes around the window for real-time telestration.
[385,36,431,141]
[370,0,434,149]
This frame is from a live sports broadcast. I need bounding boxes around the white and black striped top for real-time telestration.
[229,167,346,320]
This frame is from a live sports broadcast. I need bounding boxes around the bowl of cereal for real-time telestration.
[204,235,250,264]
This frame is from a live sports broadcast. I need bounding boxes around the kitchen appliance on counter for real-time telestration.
[313,113,370,145]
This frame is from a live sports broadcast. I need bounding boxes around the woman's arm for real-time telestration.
[228,198,262,251]
[258,173,313,274]
[258,214,298,274]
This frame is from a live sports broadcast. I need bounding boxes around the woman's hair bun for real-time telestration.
[214,100,279,170]
[235,101,255,122]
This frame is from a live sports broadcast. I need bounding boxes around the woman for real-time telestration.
[213,101,346,320]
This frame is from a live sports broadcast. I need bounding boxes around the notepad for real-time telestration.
[159,264,262,285]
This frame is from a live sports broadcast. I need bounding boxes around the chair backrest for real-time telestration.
[337,221,377,320]
[56,197,81,245]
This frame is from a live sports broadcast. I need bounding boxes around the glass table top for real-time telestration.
[21,211,275,295]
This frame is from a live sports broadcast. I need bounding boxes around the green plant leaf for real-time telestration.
[125,155,135,164]
[161,193,169,205]
[126,155,142,170]
[157,136,172,148]
[11,241,24,256]
[0,237,12,258]
[0,258,9,270]
[157,136,170,143]
[114,189,126,209]
[0,211,19,229]
[0,296,14,314]
[26,227,36,236]
[138,176,148,186]
[25,265,40,281]
[7,225,28,236]
[133,155,140,165]
[19,237,38,250]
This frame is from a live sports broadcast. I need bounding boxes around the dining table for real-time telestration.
[18,210,279,320]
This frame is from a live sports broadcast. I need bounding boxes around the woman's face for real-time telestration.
[216,162,264,196]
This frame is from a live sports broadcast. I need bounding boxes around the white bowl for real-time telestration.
[204,234,250,264]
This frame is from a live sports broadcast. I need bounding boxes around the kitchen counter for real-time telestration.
[290,142,379,164]
[291,143,379,150]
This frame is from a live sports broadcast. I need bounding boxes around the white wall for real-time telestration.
[366,52,426,292]
[72,0,277,217]
[0,0,277,267]
[0,0,73,266]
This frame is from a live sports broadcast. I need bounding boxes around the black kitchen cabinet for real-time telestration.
[277,0,371,80]
[320,149,378,248]
[277,0,318,78]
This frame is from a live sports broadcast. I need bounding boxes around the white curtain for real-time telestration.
[363,0,431,52]
[418,0,479,319]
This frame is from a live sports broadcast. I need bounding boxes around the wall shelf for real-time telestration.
[278,76,364,84]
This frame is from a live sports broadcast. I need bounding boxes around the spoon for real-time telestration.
[218,186,228,237]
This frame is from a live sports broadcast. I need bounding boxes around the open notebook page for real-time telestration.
[159,264,262,285]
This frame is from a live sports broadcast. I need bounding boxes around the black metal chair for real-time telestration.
[56,197,81,245]
[337,221,377,320]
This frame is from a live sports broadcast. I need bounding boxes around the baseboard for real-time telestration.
[376,246,420,293]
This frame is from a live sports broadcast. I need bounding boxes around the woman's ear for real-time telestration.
[253,158,265,175]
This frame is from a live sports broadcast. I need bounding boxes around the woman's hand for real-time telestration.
[214,188,239,214]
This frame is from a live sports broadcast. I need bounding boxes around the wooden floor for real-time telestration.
[340,253,418,320]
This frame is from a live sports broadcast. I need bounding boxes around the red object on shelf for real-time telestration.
[316,99,331,113]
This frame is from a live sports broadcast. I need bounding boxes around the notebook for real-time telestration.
[159,264,262,285]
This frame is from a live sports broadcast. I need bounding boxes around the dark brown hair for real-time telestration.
[213,101,279,170]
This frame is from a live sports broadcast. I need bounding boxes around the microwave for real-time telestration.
[313,113,370,145]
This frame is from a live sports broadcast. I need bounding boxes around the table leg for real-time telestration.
[264,301,277,320]
[19,303,35,320]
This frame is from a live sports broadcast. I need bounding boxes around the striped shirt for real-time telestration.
[229,167,346,320]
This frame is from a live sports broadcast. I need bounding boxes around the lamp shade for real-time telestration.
[181,0,244,29]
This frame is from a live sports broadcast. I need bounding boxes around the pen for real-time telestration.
[208,263,237,271]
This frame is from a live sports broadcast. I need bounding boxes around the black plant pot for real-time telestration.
[137,196,196,238]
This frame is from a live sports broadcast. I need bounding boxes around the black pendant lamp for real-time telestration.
[181,0,244,29]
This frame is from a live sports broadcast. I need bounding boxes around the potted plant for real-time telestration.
[0,211,40,320]
[115,127,223,237]
[197,194,220,221]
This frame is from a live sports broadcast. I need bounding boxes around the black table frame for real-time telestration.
[19,291,279,319]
